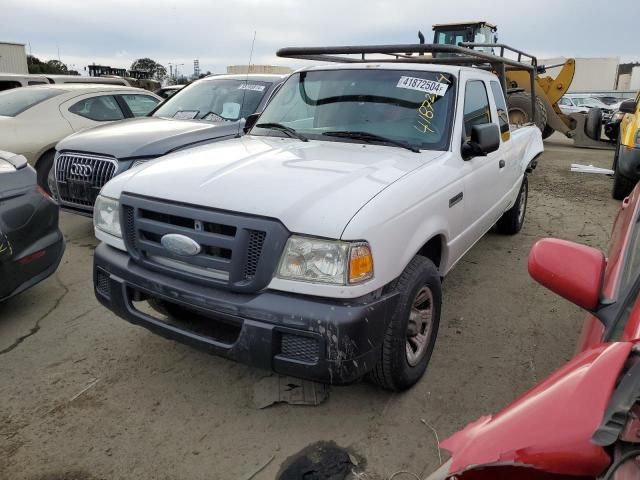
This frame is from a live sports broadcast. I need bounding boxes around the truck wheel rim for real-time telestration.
[406,286,434,367]
[517,182,527,224]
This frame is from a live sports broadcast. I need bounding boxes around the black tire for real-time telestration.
[612,160,635,200]
[585,107,602,141]
[496,176,528,235]
[369,256,441,391]
[541,124,555,140]
[507,92,547,132]
[35,150,55,194]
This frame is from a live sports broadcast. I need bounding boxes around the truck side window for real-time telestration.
[463,80,491,139]
[489,80,510,140]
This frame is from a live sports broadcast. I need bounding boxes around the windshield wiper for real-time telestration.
[255,123,308,142]
[322,131,420,153]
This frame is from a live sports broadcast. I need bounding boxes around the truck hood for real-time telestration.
[434,342,632,479]
[103,135,444,238]
[56,116,241,160]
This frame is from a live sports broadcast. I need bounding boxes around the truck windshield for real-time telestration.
[153,79,271,122]
[252,69,455,151]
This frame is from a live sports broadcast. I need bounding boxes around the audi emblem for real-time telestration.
[70,163,93,177]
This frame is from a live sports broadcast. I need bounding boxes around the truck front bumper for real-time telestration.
[617,145,640,181]
[94,243,399,384]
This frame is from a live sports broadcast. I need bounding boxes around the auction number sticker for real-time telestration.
[396,76,449,96]
[237,84,266,92]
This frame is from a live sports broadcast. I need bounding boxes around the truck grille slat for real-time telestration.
[54,152,117,209]
[120,194,289,293]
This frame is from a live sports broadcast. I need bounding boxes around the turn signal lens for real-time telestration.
[349,244,373,284]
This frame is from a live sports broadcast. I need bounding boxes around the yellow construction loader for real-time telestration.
[431,21,576,139]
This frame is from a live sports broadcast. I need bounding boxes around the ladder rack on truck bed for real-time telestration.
[277,43,539,124]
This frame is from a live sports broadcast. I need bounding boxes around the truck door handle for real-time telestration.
[499,160,506,169]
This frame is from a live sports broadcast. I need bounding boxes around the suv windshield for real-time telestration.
[153,79,271,122]
[0,87,64,117]
[252,69,455,151]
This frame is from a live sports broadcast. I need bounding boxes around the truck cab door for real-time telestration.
[459,76,505,239]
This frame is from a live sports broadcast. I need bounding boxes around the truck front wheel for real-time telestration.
[369,256,441,391]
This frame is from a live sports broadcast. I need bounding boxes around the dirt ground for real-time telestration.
[0,135,621,480]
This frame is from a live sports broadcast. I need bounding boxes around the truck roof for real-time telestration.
[295,62,492,77]
[199,73,288,82]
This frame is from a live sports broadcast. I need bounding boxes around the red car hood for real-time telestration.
[440,342,632,477]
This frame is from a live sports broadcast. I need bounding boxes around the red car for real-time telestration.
[428,186,640,480]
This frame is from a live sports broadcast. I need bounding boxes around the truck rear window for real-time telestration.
[253,69,455,151]
[0,87,64,117]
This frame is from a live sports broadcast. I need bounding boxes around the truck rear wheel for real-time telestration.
[496,176,528,235]
[507,92,547,132]
[369,256,441,391]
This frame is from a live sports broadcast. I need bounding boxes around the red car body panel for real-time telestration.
[440,342,633,477]
[576,186,640,352]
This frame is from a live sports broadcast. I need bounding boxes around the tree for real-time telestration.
[45,60,69,74]
[130,58,167,81]
[27,55,70,74]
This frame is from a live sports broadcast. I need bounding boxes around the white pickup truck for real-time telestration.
[92,47,543,390]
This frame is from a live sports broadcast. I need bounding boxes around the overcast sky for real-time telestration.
[3,0,638,77]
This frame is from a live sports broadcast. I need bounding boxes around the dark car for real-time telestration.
[0,151,64,301]
[52,74,287,216]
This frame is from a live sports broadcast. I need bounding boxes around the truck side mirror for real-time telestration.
[243,113,260,133]
[528,238,606,311]
[619,99,637,114]
[461,123,500,160]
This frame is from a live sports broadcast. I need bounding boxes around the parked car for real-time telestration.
[0,151,64,301]
[612,94,640,200]
[0,84,161,192]
[52,74,286,216]
[154,85,184,99]
[426,182,640,480]
[559,94,614,122]
[91,46,543,391]
[0,73,50,91]
[0,73,132,92]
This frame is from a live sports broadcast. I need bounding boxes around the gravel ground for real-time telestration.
[0,134,620,480]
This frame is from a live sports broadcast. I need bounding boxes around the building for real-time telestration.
[226,64,292,75]
[541,57,620,92]
[0,41,28,74]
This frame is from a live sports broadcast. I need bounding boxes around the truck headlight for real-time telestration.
[94,195,122,238]
[277,235,373,285]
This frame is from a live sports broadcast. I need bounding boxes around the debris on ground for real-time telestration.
[277,441,359,480]
[253,375,330,408]
[570,163,614,175]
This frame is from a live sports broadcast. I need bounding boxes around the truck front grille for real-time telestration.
[55,153,117,208]
[120,194,289,293]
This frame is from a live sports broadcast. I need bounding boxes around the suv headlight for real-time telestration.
[276,235,373,285]
[94,195,122,238]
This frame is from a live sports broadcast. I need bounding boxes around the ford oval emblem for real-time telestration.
[160,233,201,256]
